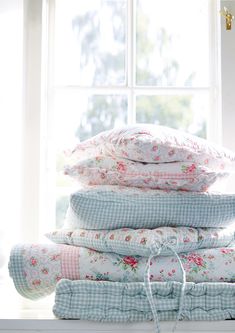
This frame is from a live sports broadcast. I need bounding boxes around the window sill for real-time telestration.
[0,318,234,333]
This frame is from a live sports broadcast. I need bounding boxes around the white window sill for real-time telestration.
[0,318,234,333]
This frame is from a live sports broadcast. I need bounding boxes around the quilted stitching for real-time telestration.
[45,227,235,256]
[53,279,235,321]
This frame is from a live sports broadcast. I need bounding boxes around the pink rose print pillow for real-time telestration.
[70,124,235,172]
[64,155,227,192]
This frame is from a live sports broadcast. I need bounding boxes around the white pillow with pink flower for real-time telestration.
[70,124,235,172]
[64,155,227,192]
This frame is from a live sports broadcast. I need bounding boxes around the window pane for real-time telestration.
[54,0,126,86]
[55,91,128,177]
[136,0,210,87]
[136,93,209,138]
[54,92,127,226]
[54,92,127,147]
[56,192,70,229]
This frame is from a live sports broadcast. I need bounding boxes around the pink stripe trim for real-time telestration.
[61,245,80,280]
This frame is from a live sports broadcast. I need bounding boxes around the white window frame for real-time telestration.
[21,0,43,242]
[45,0,221,134]
[21,0,235,241]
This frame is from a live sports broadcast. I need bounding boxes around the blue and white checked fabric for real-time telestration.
[8,245,30,298]
[66,186,235,230]
[53,279,235,322]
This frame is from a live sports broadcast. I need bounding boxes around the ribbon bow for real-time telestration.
[144,238,186,333]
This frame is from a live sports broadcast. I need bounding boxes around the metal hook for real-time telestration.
[220,7,234,30]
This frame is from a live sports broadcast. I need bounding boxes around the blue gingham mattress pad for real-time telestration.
[53,279,235,322]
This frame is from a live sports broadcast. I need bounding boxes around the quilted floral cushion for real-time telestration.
[46,226,235,257]
[64,155,226,192]
[70,124,235,171]
[9,243,235,300]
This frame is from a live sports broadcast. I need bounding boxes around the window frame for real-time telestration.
[1,0,234,318]
[0,0,233,322]
[47,0,221,133]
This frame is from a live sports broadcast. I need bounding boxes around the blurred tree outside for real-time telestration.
[76,95,127,141]
[70,0,205,140]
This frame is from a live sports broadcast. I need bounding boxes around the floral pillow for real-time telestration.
[70,124,235,171]
[64,155,227,192]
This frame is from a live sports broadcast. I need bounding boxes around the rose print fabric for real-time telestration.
[46,226,235,257]
[69,124,235,171]
[9,243,235,300]
[64,155,226,192]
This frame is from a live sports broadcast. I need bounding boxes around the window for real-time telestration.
[1,0,235,320]
[41,0,221,230]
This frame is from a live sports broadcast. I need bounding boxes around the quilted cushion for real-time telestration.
[65,155,226,192]
[65,185,235,229]
[70,124,235,171]
[46,226,235,257]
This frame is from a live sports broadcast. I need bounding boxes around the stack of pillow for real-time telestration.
[47,124,235,274]
[58,124,235,230]
[45,125,235,326]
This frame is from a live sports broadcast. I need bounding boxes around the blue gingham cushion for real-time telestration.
[66,185,235,230]
[46,226,235,257]
[53,279,235,321]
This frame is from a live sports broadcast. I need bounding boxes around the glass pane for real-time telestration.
[54,91,127,146]
[54,91,127,225]
[54,0,126,86]
[55,91,127,176]
[136,93,209,138]
[136,0,210,87]
[56,193,70,229]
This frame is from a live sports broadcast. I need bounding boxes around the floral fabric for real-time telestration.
[9,244,235,300]
[46,226,235,257]
[69,124,235,171]
[78,246,235,283]
[22,244,63,291]
[65,155,226,192]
